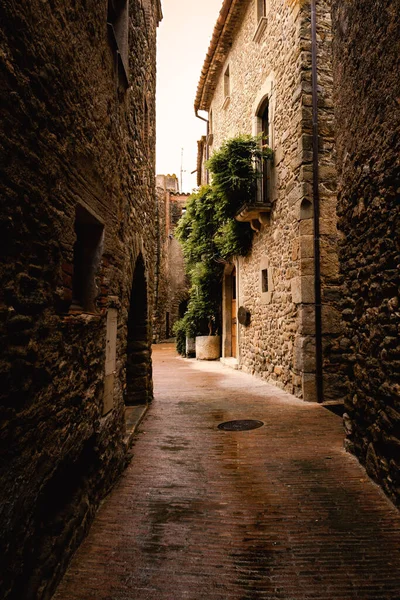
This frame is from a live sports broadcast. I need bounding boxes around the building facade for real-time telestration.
[154,175,190,342]
[0,1,161,598]
[331,0,400,506]
[195,0,343,402]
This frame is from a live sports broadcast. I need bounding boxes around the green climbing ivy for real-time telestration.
[206,133,272,219]
[173,135,272,354]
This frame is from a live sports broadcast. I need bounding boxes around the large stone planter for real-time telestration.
[185,337,196,358]
[195,335,221,360]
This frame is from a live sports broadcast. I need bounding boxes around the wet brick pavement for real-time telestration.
[54,343,400,600]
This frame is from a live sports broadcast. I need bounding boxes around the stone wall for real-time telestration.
[0,1,160,597]
[331,0,400,505]
[154,175,189,341]
[203,0,341,401]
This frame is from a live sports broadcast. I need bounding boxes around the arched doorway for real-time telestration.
[125,254,152,406]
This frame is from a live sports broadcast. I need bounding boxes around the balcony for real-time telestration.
[234,157,272,231]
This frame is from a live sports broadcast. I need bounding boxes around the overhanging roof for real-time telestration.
[194,0,251,113]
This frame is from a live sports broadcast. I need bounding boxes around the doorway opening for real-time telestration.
[125,254,152,406]
[223,265,237,359]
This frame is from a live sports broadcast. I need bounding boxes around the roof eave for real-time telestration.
[194,0,250,113]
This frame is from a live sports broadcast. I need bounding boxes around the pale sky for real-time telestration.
[156,0,222,193]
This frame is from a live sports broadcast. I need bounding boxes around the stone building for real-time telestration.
[195,0,343,402]
[331,0,400,506]
[0,1,161,598]
[154,175,190,341]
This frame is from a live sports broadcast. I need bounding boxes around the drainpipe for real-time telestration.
[311,0,323,403]
[195,110,209,184]
[154,185,160,341]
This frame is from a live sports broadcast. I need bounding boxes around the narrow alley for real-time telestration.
[54,344,400,600]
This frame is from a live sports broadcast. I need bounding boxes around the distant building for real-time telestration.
[195,0,343,402]
[0,0,162,597]
[154,175,190,342]
[331,0,400,506]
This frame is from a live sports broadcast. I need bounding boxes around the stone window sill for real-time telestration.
[222,95,231,110]
[63,313,102,326]
[253,17,268,43]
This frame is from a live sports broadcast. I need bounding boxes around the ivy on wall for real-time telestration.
[173,135,272,354]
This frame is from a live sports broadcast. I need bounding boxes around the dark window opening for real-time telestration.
[232,272,237,300]
[224,66,230,98]
[257,0,267,20]
[256,97,270,203]
[261,268,269,293]
[71,205,104,313]
[107,0,129,86]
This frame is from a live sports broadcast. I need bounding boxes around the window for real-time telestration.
[261,268,269,293]
[107,0,129,86]
[208,110,214,146]
[260,258,274,304]
[71,205,104,313]
[256,97,270,203]
[257,0,267,20]
[254,0,269,42]
[224,66,230,98]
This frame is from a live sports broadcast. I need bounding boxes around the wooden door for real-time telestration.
[231,268,237,358]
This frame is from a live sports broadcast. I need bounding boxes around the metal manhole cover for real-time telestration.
[218,419,264,431]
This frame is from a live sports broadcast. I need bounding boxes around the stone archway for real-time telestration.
[125,254,152,406]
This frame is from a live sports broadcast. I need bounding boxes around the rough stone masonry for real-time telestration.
[331,0,400,506]
[0,1,161,598]
[195,0,343,402]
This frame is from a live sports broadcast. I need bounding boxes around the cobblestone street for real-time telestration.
[54,344,400,600]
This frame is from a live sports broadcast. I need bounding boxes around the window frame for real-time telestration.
[256,96,271,204]
[107,0,129,87]
[254,0,269,42]
[70,204,104,314]
[222,65,231,109]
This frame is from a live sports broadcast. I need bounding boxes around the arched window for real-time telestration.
[256,96,270,203]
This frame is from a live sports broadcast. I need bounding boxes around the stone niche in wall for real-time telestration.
[259,256,274,304]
